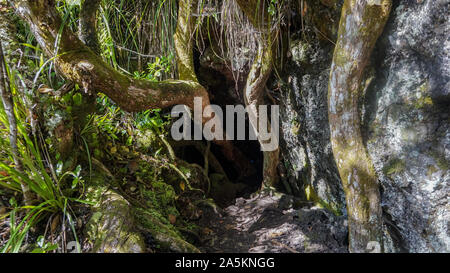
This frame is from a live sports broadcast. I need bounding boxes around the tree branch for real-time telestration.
[13,0,210,113]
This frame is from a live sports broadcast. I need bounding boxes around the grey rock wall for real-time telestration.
[365,0,449,252]
[278,0,346,216]
[279,0,449,252]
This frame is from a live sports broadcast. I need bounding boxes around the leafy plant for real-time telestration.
[0,57,89,253]
[31,236,58,253]
[133,55,174,81]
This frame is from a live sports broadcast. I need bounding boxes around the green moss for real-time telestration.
[142,181,179,219]
[427,165,439,177]
[414,96,433,109]
[334,46,350,67]
[135,129,163,152]
[134,207,178,233]
[291,119,301,135]
[305,184,343,216]
[133,207,183,248]
[419,81,430,93]
[85,189,146,253]
[429,151,449,172]
[436,158,449,171]
[383,158,406,176]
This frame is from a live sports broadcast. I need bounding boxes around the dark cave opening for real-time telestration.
[166,45,265,205]
[174,129,264,199]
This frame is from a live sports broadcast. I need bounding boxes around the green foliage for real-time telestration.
[133,55,174,81]
[383,158,406,176]
[268,0,279,16]
[98,0,178,75]
[134,109,168,133]
[0,198,45,253]
[0,59,89,253]
[80,92,171,161]
[30,236,59,253]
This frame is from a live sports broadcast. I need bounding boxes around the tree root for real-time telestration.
[169,140,231,184]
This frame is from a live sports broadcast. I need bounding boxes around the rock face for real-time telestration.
[364,0,449,252]
[278,0,346,216]
[279,0,449,252]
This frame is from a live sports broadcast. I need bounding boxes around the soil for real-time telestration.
[196,193,349,253]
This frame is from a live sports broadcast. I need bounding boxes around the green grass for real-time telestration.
[0,55,89,253]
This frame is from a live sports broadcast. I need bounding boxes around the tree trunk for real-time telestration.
[328,0,392,253]
[236,0,280,188]
[79,0,101,55]
[174,0,198,82]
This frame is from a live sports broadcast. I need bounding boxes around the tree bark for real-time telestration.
[328,0,391,253]
[235,0,280,188]
[174,0,198,83]
[79,0,101,55]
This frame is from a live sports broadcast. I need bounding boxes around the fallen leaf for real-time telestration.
[128,161,139,173]
[38,85,54,94]
[301,1,308,17]
[225,224,234,230]
[51,215,60,233]
[202,227,213,235]
[270,232,283,238]
[168,214,177,224]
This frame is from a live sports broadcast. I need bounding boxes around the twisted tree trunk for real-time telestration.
[328,0,392,252]
[235,0,280,188]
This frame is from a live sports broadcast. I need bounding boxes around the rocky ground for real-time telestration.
[196,193,348,253]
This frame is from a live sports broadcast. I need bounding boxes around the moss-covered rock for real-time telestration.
[85,184,146,253]
[133,207,199,253]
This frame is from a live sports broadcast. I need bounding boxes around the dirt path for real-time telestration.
[196,193,348,253]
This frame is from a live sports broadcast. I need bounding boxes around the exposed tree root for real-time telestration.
[89,156,201,253]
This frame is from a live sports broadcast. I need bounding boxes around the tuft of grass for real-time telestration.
[0,55,90,253]
[383,158,406,176]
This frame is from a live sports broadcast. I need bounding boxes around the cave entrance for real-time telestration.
[173,89,264,206]
[177,134,263,207]
[179,46,265,206]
